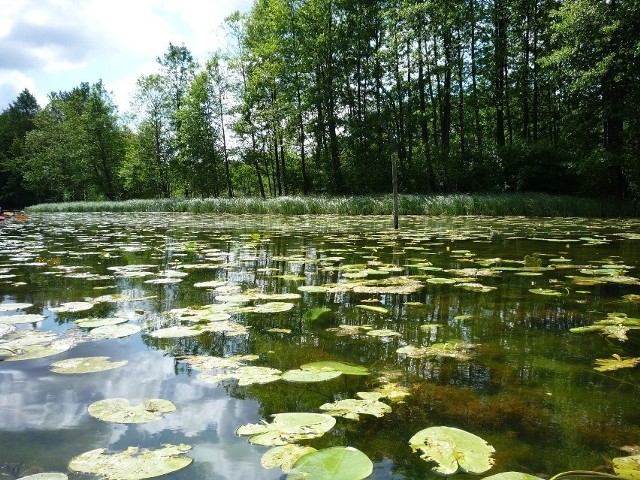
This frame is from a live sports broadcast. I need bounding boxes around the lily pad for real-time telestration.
[300,361,369,376]
[68,444,192,479]
[483,473,544,480]
[0,313,45,324]
[593,354,640,372]
[51,356,128,374]
[613,454,640,480]
[409,426,495,475]
[0,302,33,312]
[253,302,295,313]
[236,412,336,446]
[1,330,75,361]
[199,366,282,386]
[19,474,69,480]
[261,445,317,471]
[75,317,129,328]
[319,398,392,420]
[148,326,202,338]
[529,288,563,296]
[49,301,95,313]
[282,369,342,383]
[88,398,176,423]
[178,354,259,370]
[287,446,373,480]
[355,304,388,314]
[90,324,142,339]
[366,329,402,338]
[303,307,333,322]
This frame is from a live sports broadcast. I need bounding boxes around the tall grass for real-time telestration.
[25,193,640,218]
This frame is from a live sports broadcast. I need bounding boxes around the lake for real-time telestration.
[1,212,639,479]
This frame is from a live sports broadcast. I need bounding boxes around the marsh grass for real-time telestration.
[25,194,639,218]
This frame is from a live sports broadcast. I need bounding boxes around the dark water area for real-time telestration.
[1,213,639,479]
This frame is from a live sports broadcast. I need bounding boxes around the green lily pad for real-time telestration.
[75,317,129,328]
[613,454,640,480]
[303,307,333,322]
[287,446,373,480]
[409,426,495,475]
[427,277,457,285]
[88,398,176,423]
[261,445,317,471]
[282,369,342,383]
[319,398,392,420]
[300,361,369,376]
[298,285,329,293]
[51,356,128,374]
[90,324,142,339]
[236,412,336,446]
[355,304,388,314]
[593,354,640,372]
[199,320,249,336]
[68,444,192,479]
[193,280,228,288]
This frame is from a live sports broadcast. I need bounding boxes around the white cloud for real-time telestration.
[0,0,254,110]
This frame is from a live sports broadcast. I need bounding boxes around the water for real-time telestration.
[1,213,639,479]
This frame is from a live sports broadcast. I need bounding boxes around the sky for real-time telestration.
[0,0,254,113]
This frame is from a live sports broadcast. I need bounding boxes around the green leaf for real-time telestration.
[303,307,333,322]
[319,398,391,420]
[261,445,317,471]
[409,426,495,475]
[287,446,373,480]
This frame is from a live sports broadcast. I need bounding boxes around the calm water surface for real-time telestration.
[1,213,639,479]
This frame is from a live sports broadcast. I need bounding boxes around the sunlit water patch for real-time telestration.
[1,212,639,479]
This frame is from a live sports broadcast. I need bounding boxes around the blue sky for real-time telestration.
[0,0,253,112]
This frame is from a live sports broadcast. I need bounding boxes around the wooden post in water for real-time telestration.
[392,152,399,230]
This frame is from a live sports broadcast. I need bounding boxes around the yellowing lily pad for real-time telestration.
[253,302,295,313]
[0,313,45,324]
[90,324,142,339]
[261,445,317,471]
[319,398,392,420]
[148,326,202,338]
[19,474,69,480]
[409,426,495,475]
[593,354,640,372]
[75,317,129,328]
[88,398,176,423]
[199,366,282,386]
[49,301,95,313]
[68,444,192,479]
[1,330,75,361]
[51,356,128,374]
[236,412,336,446]
[483,472,544,480]
[287,446,373,480]
[178,354,259,370]
[613,454,640,480]
[529,288,563,296]
[282,369,342,383]
[300,361,369,376]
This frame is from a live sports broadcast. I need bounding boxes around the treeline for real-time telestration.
[1,0,639,208]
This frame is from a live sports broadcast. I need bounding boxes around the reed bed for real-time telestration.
[25,193,639,218]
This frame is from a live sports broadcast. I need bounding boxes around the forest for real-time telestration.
[0,0,638,208]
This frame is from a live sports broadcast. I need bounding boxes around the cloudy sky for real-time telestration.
[0,0,254,112]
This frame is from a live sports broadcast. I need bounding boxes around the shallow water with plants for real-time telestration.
[1,213,639,480]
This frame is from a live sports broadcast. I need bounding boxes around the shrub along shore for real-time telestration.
[24,194,639,218]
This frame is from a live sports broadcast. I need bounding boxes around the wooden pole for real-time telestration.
[392,153,399,230]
